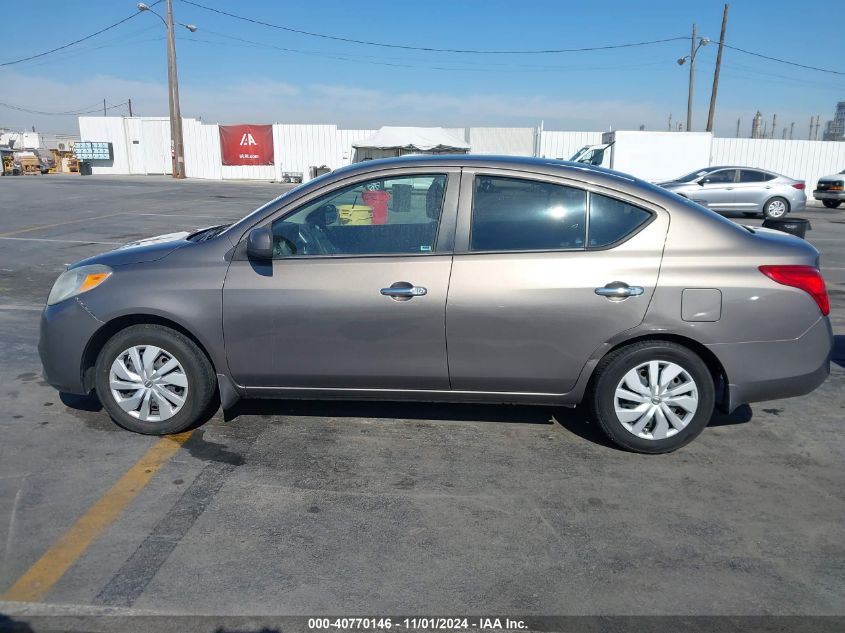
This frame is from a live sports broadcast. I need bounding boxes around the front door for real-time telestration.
[222,170,458,391]
[446,171,669,394]
[693,168,737,210]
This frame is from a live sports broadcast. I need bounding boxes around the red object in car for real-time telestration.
[362,190,391,225]
[759,265,829,315]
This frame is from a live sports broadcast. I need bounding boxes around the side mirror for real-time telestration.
[246,227,273,260]
[698,178,707,186]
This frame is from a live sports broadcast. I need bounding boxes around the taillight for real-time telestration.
[791,182,805,190]
[759,265,829,316]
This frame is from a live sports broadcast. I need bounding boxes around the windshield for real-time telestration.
[673,168,713,183]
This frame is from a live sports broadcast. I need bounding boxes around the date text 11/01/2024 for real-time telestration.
[307,617,529,630]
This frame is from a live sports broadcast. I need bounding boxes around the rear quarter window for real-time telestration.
[588,194,652,248]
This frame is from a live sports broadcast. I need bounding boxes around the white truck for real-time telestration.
[568,130,712,183]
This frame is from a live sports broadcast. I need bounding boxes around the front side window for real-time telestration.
[270,174,446,257]
[470,176,587,251]
[702,169,736,184]
[588,194,652,248]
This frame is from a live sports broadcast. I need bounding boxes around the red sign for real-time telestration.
[219,124,274,166]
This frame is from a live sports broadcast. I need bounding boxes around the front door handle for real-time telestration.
[380,281,427,300]
[595,283,644,299]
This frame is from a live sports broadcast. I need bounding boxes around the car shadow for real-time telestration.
[833,334,845,370]
[56,390,756,450]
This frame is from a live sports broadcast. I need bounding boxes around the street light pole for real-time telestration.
[686,24,696,131]
[138,1,195,179]
[677,27,709,132]
[165,0,185,179]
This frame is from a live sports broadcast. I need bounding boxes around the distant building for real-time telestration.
[823,101,845,142]
[751,111,764,138]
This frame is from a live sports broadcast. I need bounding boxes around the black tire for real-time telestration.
[822,199,841,209]
[587,340,715,454]
[763,196,789,219]
[95,324,216,434]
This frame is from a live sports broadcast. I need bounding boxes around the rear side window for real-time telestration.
[588,194,652,248]
[739,169,775,183]
[470,176,586,251]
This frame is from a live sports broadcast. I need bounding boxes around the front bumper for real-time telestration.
[708,317,833,412]
[38,297,103,394]
[813,190,845,201]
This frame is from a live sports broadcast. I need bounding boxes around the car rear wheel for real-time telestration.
[763,197,789,218]
[95,324,216,435]
[822,200,841,209]
[587,340,715,453]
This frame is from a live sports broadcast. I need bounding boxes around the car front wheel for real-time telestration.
[95,324,216,434]
[587,340,715,453]
[763,197,789,218]
[822,200,841,209]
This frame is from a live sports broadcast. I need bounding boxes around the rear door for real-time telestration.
[734,169,775,212]
[445,169,669,394]
[222,168,459,391]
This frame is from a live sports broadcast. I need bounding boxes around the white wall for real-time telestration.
[469,127,536,156]
[78,117,131,175]
[77,117,845,191]
[711,138,845,191]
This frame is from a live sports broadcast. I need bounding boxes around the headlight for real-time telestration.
[47,264,113,306]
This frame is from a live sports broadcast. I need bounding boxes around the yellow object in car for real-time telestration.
[337,204,373,225]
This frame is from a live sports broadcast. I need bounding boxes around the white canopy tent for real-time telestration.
[352,126,469,162]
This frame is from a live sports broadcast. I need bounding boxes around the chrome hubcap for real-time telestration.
[109,345,188,422]
[767,200,786,217]
[613,360,698,440]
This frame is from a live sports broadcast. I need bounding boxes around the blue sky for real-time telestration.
[2,0,843,135]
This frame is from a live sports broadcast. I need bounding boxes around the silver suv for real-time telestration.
[659,166,807,218]
[39,156,832,453]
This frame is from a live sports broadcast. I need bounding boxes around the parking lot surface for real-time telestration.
[0,175,843,618]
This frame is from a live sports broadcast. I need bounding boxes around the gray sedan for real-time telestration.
[659,166,807,218]
[38,156,832,453]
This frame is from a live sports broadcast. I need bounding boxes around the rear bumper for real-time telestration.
[38,297,103,394]
[707,317,833,412]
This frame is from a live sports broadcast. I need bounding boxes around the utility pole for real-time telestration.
[771,114,777,139]
[686,23,696,131]
[165,0,186,179]
[667,113,672,131]
[128,98,133,117]
[736,118,740,137]
[789,121,794,140]
[103,99,107,117]
[706,3,728,133]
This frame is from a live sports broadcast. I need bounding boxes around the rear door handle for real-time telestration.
[595,283,644,298]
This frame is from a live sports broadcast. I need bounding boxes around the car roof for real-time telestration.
[327,154,641,186]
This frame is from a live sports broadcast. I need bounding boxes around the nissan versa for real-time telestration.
[38,156,833,453]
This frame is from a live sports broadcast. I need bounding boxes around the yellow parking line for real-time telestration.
[0,432,192,602]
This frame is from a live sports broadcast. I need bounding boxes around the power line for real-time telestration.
[180,0,687,54]
[188,30,673,73]
[721,43,845,77]
[0,100,128,116]
[0,2,161,67]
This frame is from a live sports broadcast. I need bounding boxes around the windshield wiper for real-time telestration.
[188,224,231,242]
